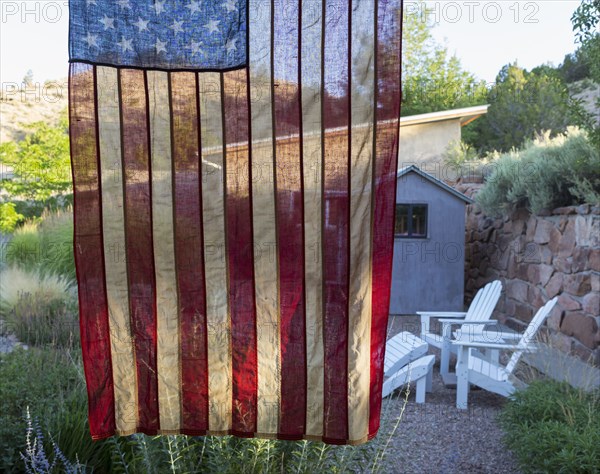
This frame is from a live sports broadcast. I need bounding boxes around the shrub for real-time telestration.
[0,202,25,233]
[0,348,83,472]
[443,140,478,177]
[499,379,600,474]
[0,266,78,347]
[21,409,87,474]
[475,128,600,216]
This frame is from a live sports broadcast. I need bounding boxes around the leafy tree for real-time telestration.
[557,49,591,83]
[400,1,488,116]
[571,0,600,146]
[465,63,573,152]
[0,114,72,205]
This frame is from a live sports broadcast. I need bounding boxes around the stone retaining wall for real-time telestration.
[457,182,600,365]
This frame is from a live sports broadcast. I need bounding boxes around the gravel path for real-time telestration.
[375,315,521,474]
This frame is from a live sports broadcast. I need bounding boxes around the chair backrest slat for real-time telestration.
[465,280,502,321]
[505,297,558,374]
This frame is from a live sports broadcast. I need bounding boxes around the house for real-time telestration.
[390,165,473,314]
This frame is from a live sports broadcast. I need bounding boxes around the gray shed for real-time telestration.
[390,165,473,314]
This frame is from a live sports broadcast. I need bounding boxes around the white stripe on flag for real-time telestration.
[97,65,138,434]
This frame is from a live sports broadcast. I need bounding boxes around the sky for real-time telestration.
[423,0,581,84]
[0,1,583,87]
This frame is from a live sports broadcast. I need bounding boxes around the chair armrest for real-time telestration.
[417,311,467,318]
[437,318,494,324]
[452,340,537,351]
[492,332,521,341]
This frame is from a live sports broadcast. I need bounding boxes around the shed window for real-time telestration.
[395,204,428,238]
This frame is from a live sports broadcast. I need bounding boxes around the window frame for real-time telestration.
[394,203,429,239]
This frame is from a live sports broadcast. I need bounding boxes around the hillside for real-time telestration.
[569,79,600,125]
[0,80,68,144]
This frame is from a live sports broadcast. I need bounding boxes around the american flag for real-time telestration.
[69,0,402,444]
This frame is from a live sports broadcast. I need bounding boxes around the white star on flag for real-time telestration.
[155,38,167,54]
[134,18,149,32]
[86,33,99,48]
[170,20,184,34]
[86,0,96,6]
[153,0,166,14]
[99,15,115,30]
[225,38,237,54]
[116,0,131,10]
[189,40,203,55]
[117,36,133,53]
[186,1,201,14]
[205,19,220,34]
[222,0,236,14]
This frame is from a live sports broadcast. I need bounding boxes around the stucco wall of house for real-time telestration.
[390,172,467,314]
[397,119,461,170]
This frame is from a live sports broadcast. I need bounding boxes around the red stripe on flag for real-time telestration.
[369,0,402,439]
[169,72,209,433]
[273,0,307,438]
[222,69,258,436]
[69,63,116,438]
[118,69,160,433]
[322,0,350,443]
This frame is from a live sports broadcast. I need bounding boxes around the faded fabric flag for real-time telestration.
[69,0,402,445]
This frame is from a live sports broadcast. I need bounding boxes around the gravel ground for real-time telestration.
[375,315,521,474]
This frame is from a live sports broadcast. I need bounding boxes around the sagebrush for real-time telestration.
[475,128,600,216]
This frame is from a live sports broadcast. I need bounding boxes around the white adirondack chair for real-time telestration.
[453,297,558,409]
[417,280,503,384]
[382,331,435,403]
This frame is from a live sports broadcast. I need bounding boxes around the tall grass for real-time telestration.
[67,387,409,474]
[5,208,75,281]
[499,380,600,473]
[4,222,40,272]
[0,266,78,347]
[4,342,412,473]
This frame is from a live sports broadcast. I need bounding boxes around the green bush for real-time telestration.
[21,409,88,474]
[0,202,25,233]
[0,266,78,347]
[0,348,85,472]
[499,379,600,474]
[475,128,600,216]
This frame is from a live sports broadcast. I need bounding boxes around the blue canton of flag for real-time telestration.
[69,0,247,70]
